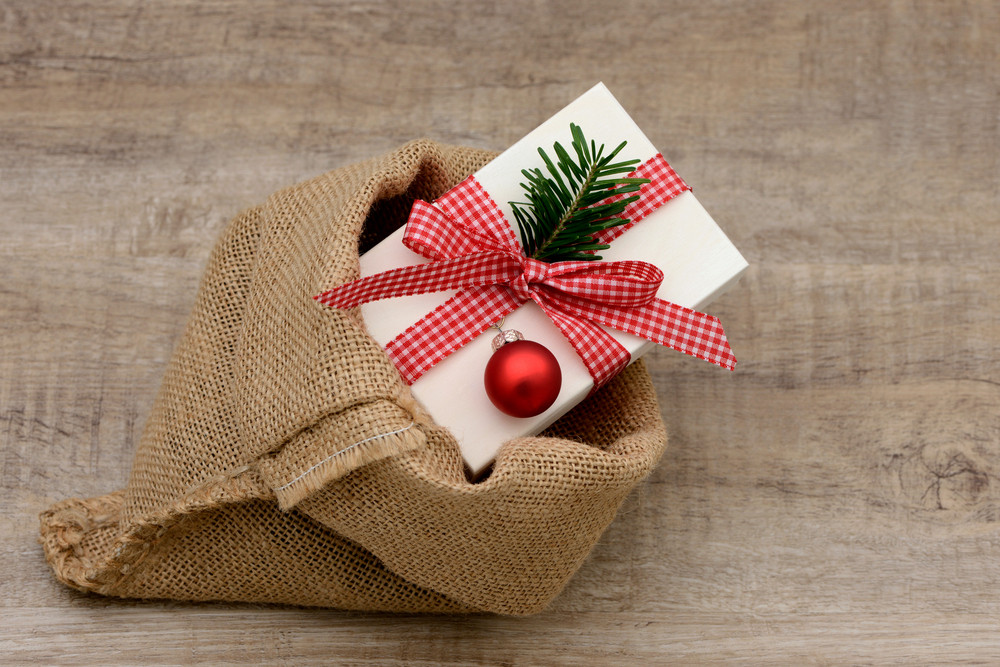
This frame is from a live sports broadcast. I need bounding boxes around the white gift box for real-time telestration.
[359,83,748,477]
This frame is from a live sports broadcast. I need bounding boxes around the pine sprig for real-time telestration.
[511,123,650,262]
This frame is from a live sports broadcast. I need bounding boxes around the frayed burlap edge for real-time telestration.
[39,468,269,597]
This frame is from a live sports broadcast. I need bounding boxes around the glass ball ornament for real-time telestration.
[484,331,562,418]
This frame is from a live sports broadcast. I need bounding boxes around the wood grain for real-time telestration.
[3,0,999,663]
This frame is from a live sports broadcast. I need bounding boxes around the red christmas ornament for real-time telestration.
[484,331,562,418]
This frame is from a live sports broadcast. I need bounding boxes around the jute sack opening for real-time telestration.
[39,140,668,615]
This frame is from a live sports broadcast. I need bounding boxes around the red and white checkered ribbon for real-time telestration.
[316,153,736,388]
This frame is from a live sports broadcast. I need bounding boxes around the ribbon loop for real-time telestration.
[540,260,664,308]
[315,153,736,387]
[404,199,500,259]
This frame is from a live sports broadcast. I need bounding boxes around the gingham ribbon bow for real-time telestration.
[316,154,736,388]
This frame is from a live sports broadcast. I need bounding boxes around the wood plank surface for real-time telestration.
[2,1,999,663]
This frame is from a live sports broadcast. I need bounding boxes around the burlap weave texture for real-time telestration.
[39,140,668,615]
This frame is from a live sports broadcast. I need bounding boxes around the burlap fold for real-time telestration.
[39,140,668,615]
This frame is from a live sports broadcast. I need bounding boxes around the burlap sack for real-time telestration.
[39,140,668,615]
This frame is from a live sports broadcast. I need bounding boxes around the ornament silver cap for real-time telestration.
[491,328,524,352]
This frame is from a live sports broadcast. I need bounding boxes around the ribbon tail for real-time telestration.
[638,300,737,370]
[553,295,737,371]
[533,297,631,391]
[386,285,522,384]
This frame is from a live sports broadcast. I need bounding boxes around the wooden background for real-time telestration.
[2,1,998,663]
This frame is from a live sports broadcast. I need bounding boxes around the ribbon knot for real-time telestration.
[315,153,736,390]
[510,256,549,302]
